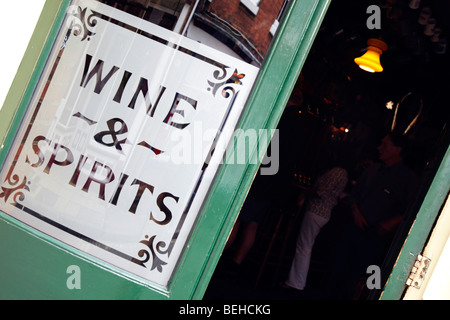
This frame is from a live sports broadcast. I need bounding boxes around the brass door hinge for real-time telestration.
[406,254,431,289]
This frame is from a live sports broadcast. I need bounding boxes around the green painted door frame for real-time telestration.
[0,0,331,299]
[381,140,450,300]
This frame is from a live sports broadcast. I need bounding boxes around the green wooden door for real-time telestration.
[0,0,331,299]
[381,141,450,300]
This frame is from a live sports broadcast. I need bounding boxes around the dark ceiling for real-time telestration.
[312,0,450,94]
[299,0,449,162]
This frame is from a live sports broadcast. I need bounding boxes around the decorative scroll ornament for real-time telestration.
[132,235,169,272]
[0,174,30,204]
[208,67,245,99]
[67,5,98,41]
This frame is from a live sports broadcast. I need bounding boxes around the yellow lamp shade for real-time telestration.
[354,38,388,73]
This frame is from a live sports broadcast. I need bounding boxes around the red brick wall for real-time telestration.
[208,0,285,58]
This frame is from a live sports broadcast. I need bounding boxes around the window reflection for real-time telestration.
[97,0,291,66]
[98,0,187,30]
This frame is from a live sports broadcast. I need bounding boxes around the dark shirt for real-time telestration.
[351,162,418,227]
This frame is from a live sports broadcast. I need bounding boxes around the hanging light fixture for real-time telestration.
[354,38,388,73]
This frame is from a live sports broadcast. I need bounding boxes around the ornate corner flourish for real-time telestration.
[132,235,169,272]
[207,67,245,99]
[0,174,30,205]
[67,5,99,41]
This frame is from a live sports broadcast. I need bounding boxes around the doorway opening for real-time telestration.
[205,0,450,300]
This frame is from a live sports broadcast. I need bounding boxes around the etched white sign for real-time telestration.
[0,0,259,287]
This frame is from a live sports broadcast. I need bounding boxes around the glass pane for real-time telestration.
[98,0,290,65]
[0,0,289,288]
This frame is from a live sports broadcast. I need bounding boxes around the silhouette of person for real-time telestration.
[284,165,348,291]
[327,132,418,299]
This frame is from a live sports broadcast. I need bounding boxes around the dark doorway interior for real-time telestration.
[204,0,450,300]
